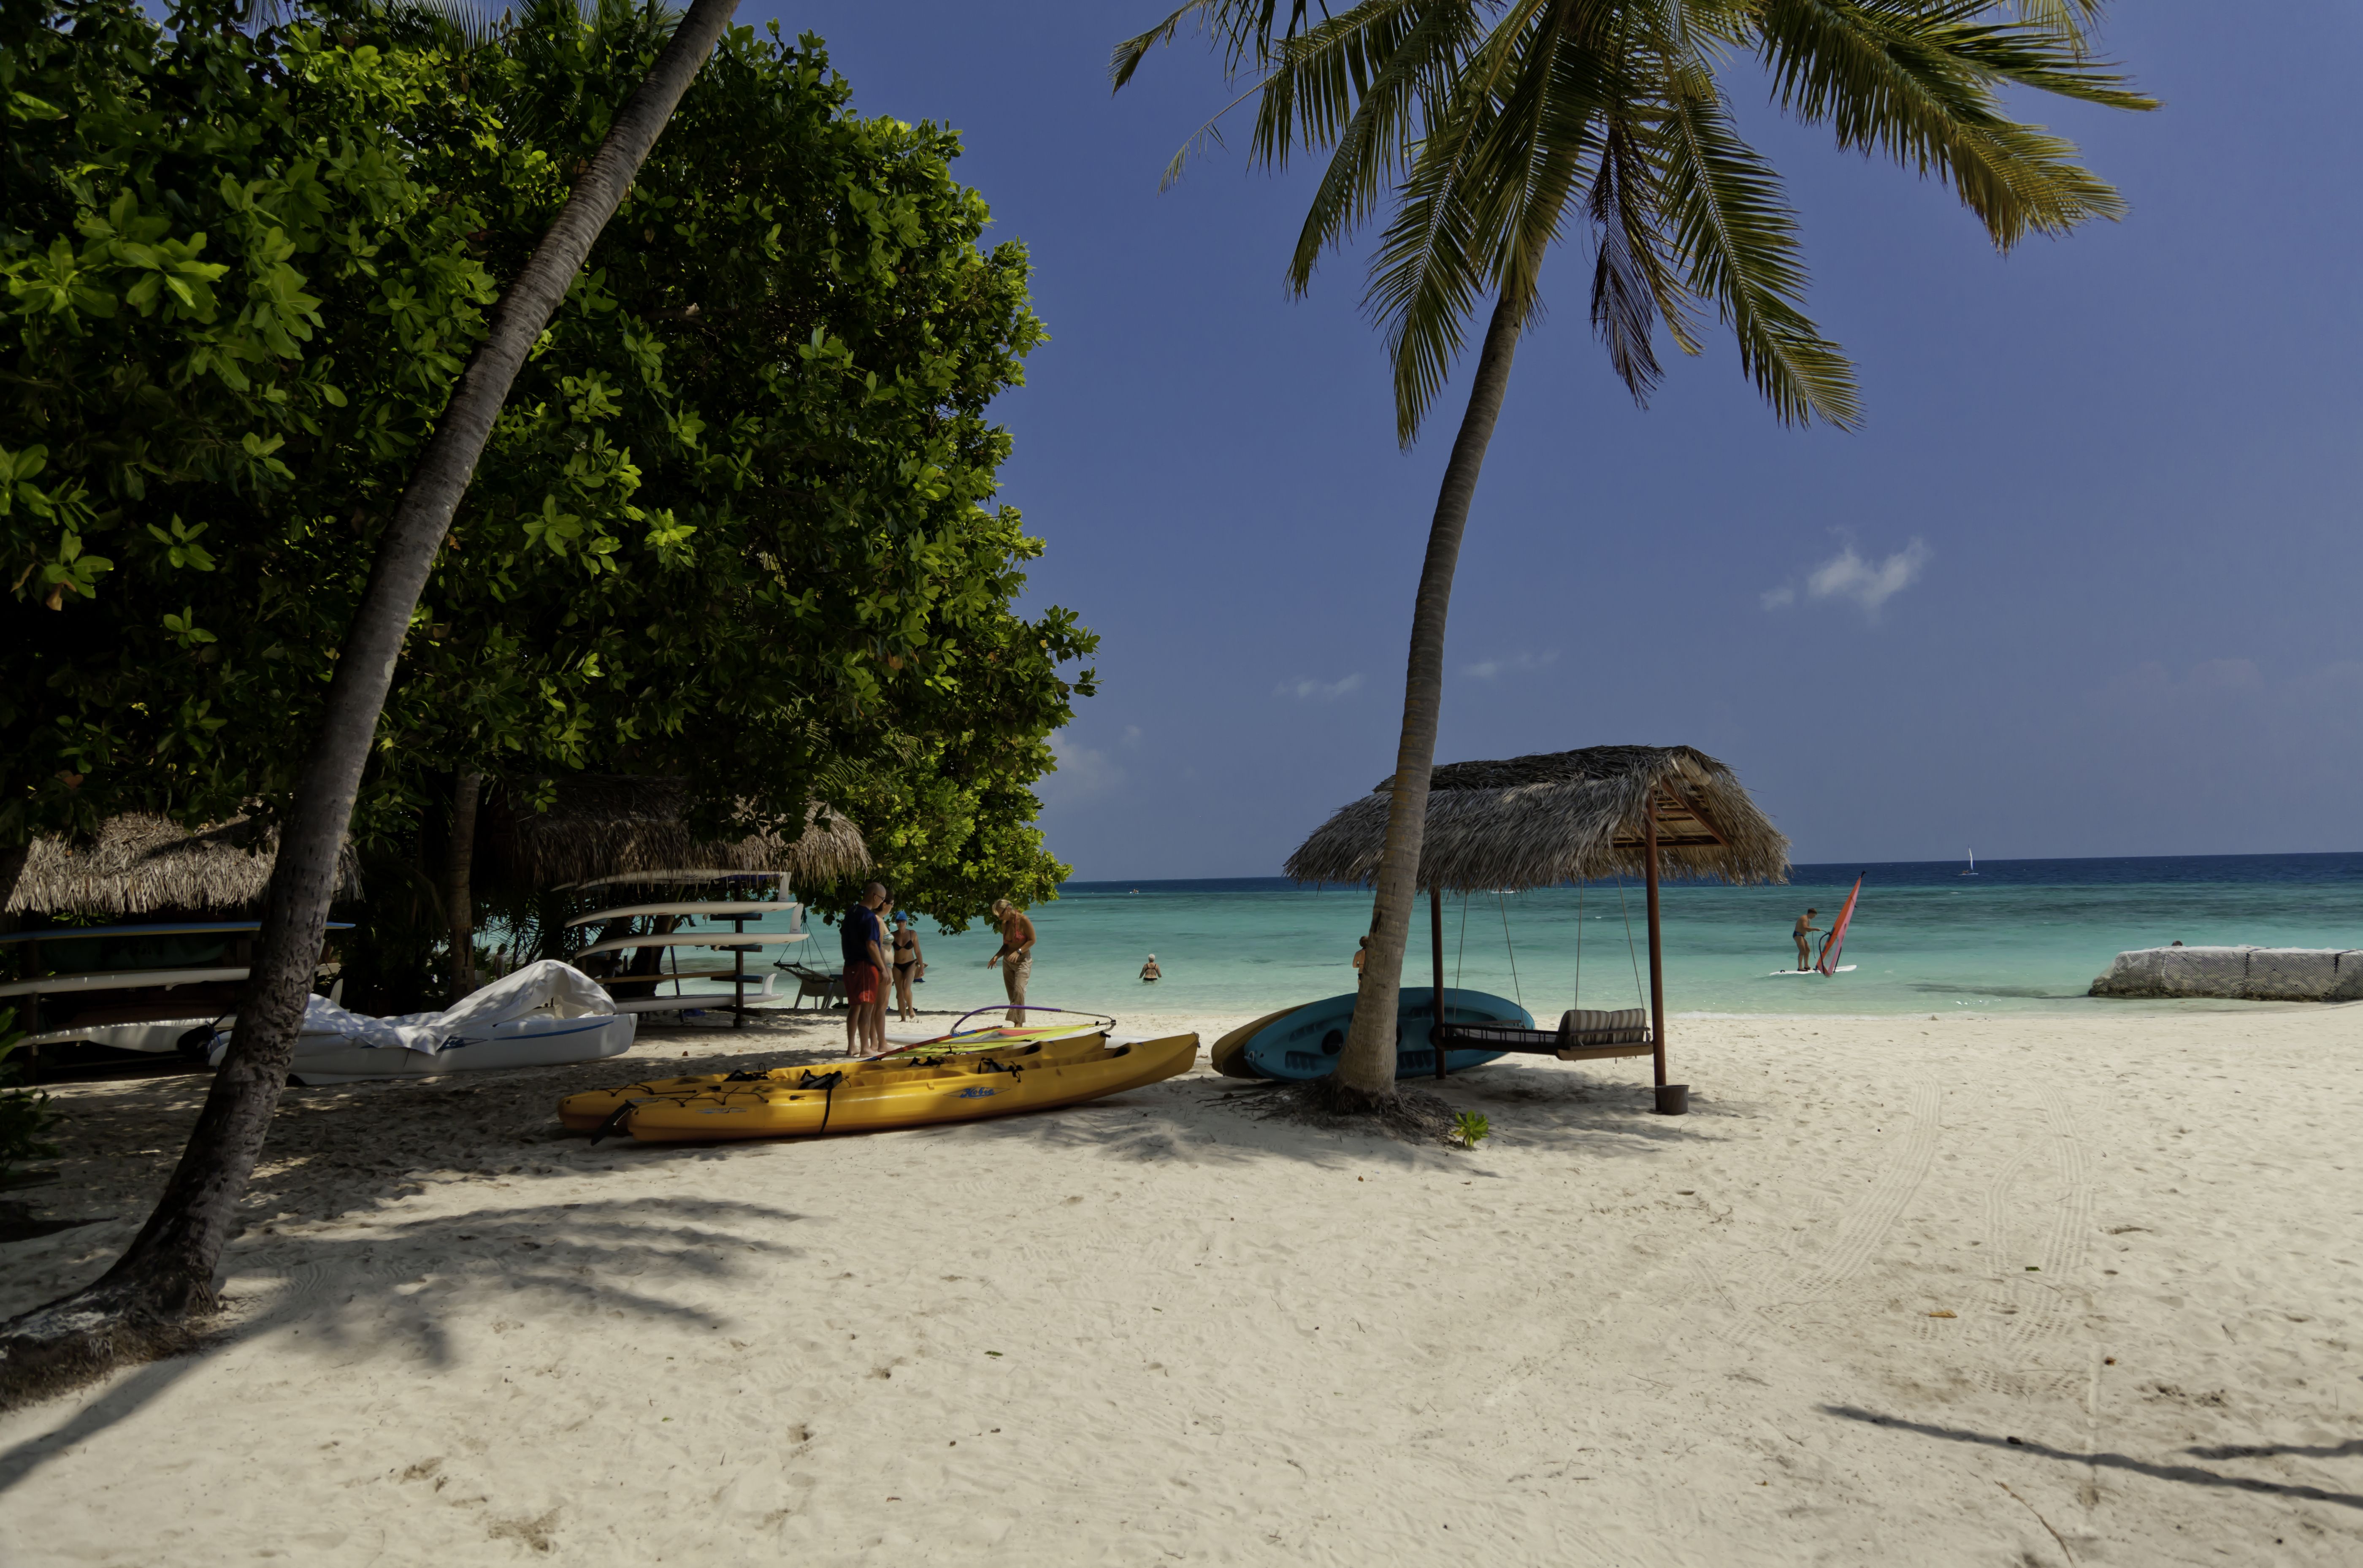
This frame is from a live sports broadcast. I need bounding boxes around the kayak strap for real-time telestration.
[975,1056,1021,1079]
[721,1068,769,1082]
[798,1068,847,1132]
[588,1100,637,1146]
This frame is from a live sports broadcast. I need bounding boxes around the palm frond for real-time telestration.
[1111,0,1329,90]
[1587,115,1675,399]
[1457,0,1604,317]
[1273,1,1486,293]
[1755,0,2152,247]
[1364,118,1493,444]
[1655,62,1858,427]
[2003,0,2106,54]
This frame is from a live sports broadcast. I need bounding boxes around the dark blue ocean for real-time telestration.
[836,853,2363,1020]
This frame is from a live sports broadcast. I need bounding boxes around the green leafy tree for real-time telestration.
[355,7,1091,994]
[1,0,513,852]
[1115,0,2152,1100]
[3,3,1088,957]
[0,0,745,1403]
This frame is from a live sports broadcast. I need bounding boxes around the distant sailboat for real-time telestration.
[1960,848,1979,877]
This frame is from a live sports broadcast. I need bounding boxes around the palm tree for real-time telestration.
[1113,0,2151,1102]
[0,0,740,1405]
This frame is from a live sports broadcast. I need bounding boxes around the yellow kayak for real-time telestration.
[560,1032,1198,1143]
[557,1030,1122,1131]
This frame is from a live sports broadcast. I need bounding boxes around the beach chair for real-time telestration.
[776,960,847,1010]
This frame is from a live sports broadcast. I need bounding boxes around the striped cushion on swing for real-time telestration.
[1559,1007,1649,1045]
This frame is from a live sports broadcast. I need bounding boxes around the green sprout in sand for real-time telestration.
[1452,1112,1491,1151]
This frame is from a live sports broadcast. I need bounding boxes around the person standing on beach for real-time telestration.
[889,909,924,1023]
[1792,908,1820,972]
[842,883,889,1055]
[986,898,1036,1024]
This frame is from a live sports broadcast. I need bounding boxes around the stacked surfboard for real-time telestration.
[1210,987,1527,1081]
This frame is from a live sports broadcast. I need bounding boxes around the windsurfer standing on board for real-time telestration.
[1793,907,1821,972]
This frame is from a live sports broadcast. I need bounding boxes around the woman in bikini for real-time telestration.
[888,910,923,1022]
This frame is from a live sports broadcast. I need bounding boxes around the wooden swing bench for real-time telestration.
[1436,1007,1655,1062]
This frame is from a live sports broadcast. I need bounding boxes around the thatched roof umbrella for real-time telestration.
[6,814,363,918]
[1285,745,1788,1104]
[478,776,869,895]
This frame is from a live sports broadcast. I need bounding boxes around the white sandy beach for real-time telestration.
[3,1004,2358,1565]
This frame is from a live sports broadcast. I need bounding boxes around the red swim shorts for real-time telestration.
[842,963,880,1005]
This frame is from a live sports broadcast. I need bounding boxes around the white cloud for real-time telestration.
[1763,538,1930,617]
[1464,649,1559,680]
[1036,731,1123,802]
[1121,725,1144,747]
[1274,673,1363,701]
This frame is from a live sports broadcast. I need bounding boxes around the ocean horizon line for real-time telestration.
[1061,848,2363,895]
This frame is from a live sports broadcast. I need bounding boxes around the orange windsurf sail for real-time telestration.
[1818,877,1862,975]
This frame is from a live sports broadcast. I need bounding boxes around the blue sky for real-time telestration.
[755,2,2363,879]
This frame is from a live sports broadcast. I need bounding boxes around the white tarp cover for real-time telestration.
[213,960,617,1062]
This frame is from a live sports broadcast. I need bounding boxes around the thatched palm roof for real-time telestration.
[6,814,363,916]
[480,776,869,892]
[1284,745,1788,892]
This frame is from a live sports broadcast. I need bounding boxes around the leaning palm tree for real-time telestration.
[1113,0,2151,1102]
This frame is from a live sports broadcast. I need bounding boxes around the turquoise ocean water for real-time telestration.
[734,853,2363,1023]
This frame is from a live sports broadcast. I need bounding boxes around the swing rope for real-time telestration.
[1573,880,1585,1012]
[1453,889,1470,999]
[1614,874,1646,1007]
[1496,890,1523,1014]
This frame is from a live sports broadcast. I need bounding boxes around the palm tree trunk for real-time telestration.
[445,769,482,999]
[0,0,741,1411]
[1334,294,1524,1097]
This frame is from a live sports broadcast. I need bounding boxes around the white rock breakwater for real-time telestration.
[2089,944,2363,1000]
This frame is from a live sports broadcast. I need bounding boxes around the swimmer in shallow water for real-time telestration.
[1140,953,1161,983]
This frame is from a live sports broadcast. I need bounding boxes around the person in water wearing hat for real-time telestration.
[1139,954,1161,983]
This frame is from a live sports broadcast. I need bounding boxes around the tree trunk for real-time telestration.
[1336,294,1525,1097]
[445,769,482,999]
[0,0,742,1411]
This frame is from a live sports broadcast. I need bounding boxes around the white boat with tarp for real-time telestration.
[208,959,635,1084]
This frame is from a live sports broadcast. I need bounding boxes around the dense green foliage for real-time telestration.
[3,0,509,843]
[3,1,1093,1004]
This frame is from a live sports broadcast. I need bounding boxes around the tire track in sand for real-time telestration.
[1968,1094,2093,1398]
[1699,1080,1945,1350]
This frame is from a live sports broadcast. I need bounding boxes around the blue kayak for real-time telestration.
[1209,987,1527,1081]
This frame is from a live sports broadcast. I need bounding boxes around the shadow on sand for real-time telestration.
[1819,1403,2363,1511]
[0,1192,805,1497]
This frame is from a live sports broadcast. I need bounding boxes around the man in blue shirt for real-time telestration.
[841,882,889,1055]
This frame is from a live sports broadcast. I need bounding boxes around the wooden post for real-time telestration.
[731,912,747,1029]
[1644,798,1667,1088]
[1431,882,1448,1080]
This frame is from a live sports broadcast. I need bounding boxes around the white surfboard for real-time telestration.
[573,932,809,959]
[0,920,354,945]
[0,966,251,999]
[1767,966,1857,976]
[565,902,797,927]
